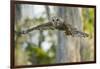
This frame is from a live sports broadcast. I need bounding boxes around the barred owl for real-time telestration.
[18,16,89,37]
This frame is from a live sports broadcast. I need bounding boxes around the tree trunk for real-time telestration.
[56,7,82,63]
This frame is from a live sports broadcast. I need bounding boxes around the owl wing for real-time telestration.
[71,30,89,37]
[19,22,54,34]
[64,23,89,37]
[70,25,89,37]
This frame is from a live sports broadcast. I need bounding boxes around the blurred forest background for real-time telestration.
[14,4,95,66]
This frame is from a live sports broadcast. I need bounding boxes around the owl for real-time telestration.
[18,16,89,37]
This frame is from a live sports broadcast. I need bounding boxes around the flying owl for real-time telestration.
[18,16,89,37]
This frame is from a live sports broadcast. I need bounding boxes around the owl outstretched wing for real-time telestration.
[72,30,89,37]
[64,23,89,37]
[18,22,54,34]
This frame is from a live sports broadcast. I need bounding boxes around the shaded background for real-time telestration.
[14,4,95,66]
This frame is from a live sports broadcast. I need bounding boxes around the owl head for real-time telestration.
[50,16,64,27]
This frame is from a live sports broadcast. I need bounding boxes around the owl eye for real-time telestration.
[56,18,59,21]
[52,19,55,22]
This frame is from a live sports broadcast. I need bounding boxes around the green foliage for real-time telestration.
[82,8,94,37]
[25,43,55,64]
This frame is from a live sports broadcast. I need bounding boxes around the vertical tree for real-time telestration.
[56,7,82,63]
